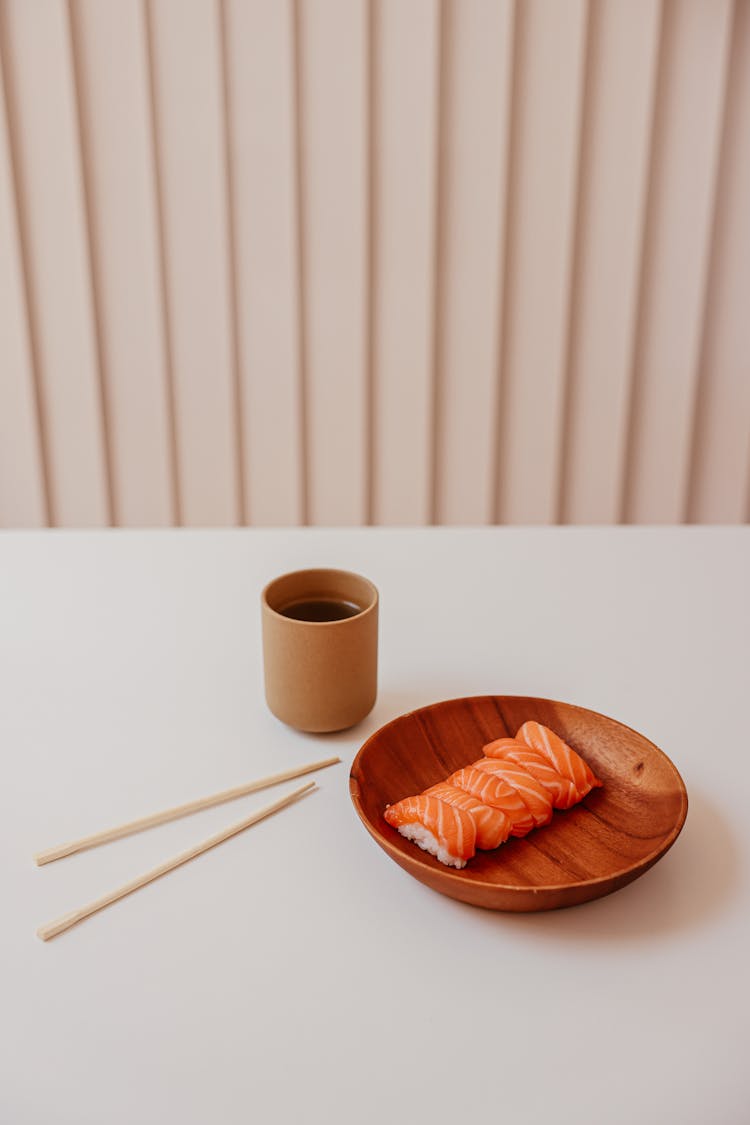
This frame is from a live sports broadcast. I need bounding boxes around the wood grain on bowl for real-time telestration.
[349,696,688,912]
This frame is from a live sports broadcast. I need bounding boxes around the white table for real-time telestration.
[1,528,748,1124]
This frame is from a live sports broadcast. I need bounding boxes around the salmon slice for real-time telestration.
[384,794,476,868]
[471,758,554,827]
[448,766,535,837]
[516,721,603,801]
[484,738,579,809]
[483,737,528,758]
[425,783,513,849]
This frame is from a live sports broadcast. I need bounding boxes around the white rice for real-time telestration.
[396,822,466,869]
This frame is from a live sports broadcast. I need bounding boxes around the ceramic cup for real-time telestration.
[261,568,379,733]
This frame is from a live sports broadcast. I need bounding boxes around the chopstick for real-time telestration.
[37,780,316,941]
[34,755,340,866]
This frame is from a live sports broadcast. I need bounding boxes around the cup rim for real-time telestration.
[261,567,379,626]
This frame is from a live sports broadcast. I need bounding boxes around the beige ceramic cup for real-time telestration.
[261,568,378,733]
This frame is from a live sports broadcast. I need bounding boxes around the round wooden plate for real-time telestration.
[349,695,688,911]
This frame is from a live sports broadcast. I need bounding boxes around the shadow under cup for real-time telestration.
[261,569,379,733]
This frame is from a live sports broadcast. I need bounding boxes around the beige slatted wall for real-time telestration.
[0,0,748,528]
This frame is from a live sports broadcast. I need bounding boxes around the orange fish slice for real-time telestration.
[484,738,578,809]
[472,758,553,828]
[483,737,528,758]
[516,721,603,801]
[448,766,535,837]
[425,783,513,849]
[384,794,476,868]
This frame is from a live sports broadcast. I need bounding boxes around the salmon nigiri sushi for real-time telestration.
[484,738,578,809]
[471,758,554,828]
[516,721,603,801]
[425,783,513,849]
[448,766,535,837]
[384,794,476,868]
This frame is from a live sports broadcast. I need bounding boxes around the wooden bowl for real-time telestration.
[349,695,688,912]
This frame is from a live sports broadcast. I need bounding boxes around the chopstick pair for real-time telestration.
[35,755,340,941]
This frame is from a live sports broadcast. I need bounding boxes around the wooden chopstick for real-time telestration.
[34,755,340,866]
[37,780,316,941]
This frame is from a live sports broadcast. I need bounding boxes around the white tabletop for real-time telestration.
[1,527,748,1124]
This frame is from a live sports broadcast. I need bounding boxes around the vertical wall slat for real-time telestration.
[433,0,514,526]
[0,0,108,526]
[496,0,588,524]
[71,0,174,527]
[297,0,368,526]
[561,0,662,524]
[688,0,750,525]
[224,0,303,527]
[147,0,239,526]
[0,45,46,527]
[624,0,734,524]
[371,0,439,526]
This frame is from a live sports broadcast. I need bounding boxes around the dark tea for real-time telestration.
[279,598,362,622]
